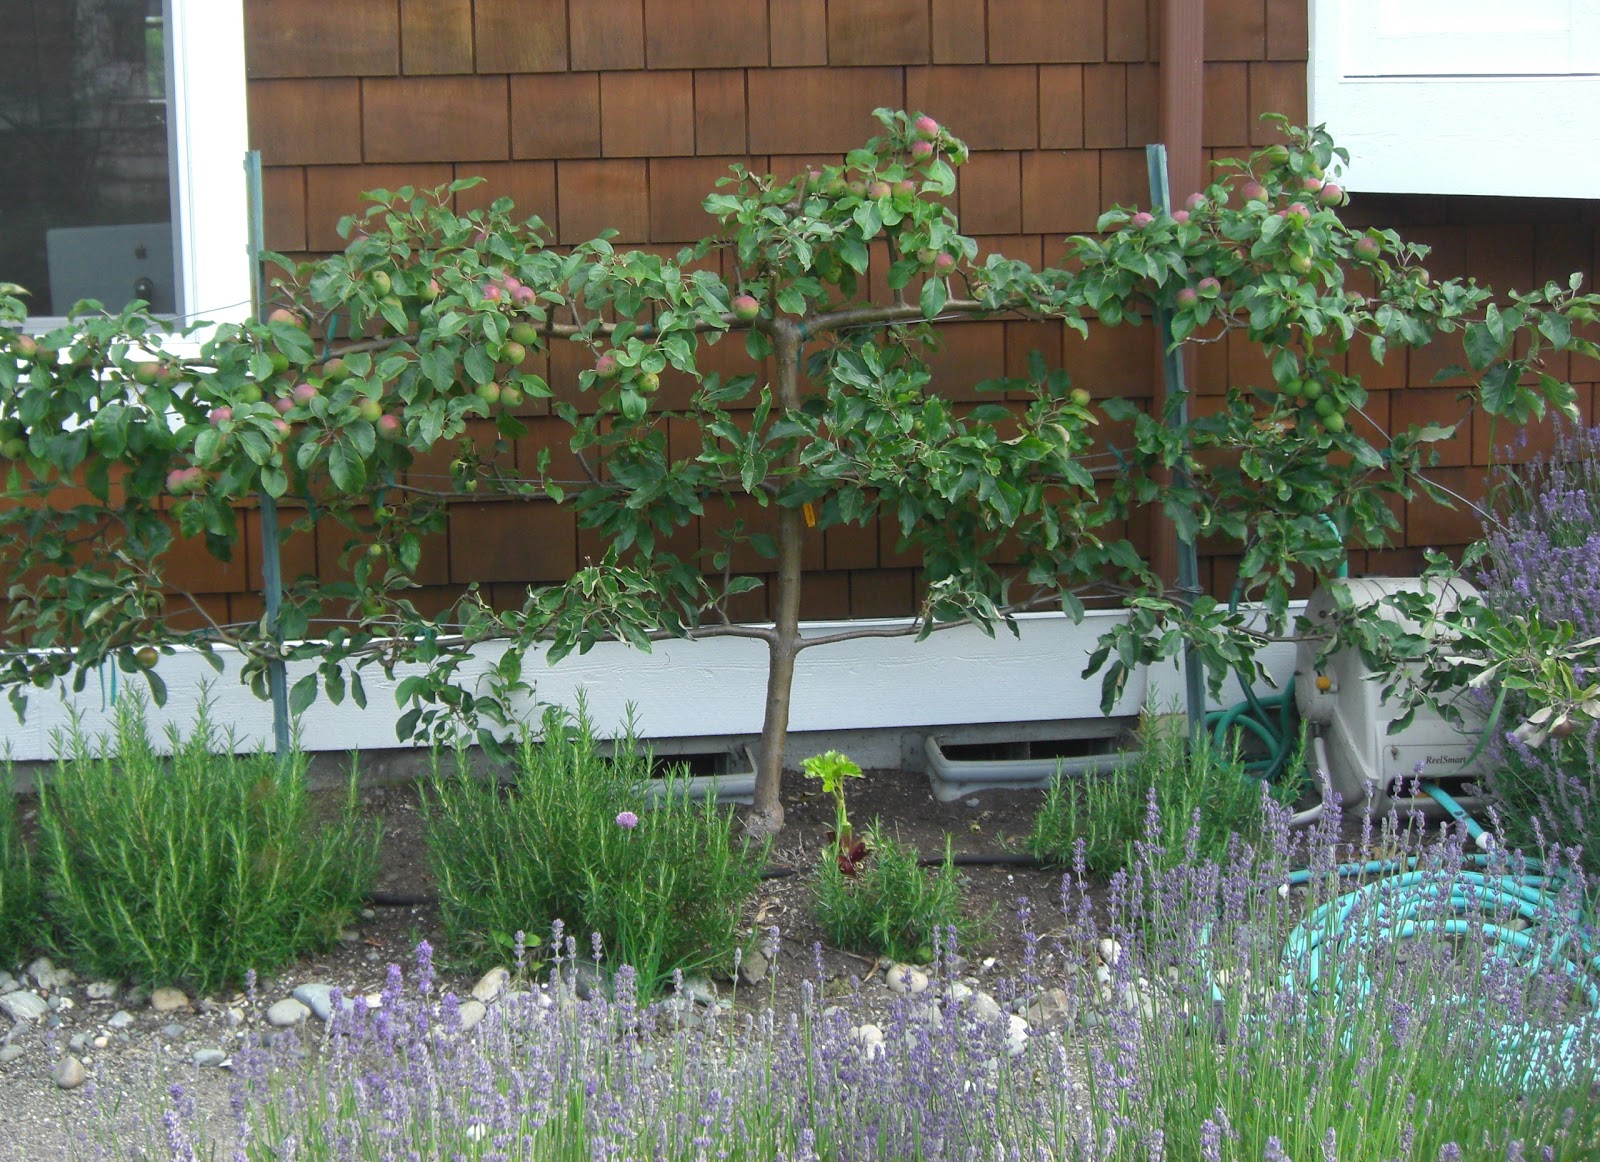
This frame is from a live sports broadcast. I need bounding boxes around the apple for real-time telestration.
[208,407,232,427]
[910,139,935,159]
[509,322,540,346]
[1289,253,1314,275]
[1130,211,1154,228]
[1285,202,1312,222]
[366,543,387,560]
[1171,210,1190,224]
[321,357,347,380]
[132,361,161,385]
[1198,277,1222,297]
[933,253,956,274]
[267,352,291,375]
[500,384,525,408]
[416,276,439,303]
[271,418,292,438]
[1353,236,1382,262]
[1318,183,1344,207]
[594,352,621,379]
[356,398,384,423]
[1263,145,1290,165]
[266,307,306,329]
[1415,268,1431,286]
[482,282,503,303]
[1184,192,1207,212]
[475,381,502,406]
[1301,177,1324,195]
[894,179,916,196]
[637,372,660,394]
[369,270,393,296]
[1240,180,1268,203]
[731,294,761,322]
[1175,287,1200,308]
[512,284,537,308]
[913,115,941,140]
[0,437,26,460]
[273,396,295,415]
[376,413,403,440]
[868,180,893,200]
[134,646,160,669]
[238,383,263,404]
[1069,387,1091,408]
[1322,412,1347,434]
[291,382,319,405]
[500,340,527,366]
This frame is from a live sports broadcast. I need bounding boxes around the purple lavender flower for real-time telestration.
[615,810,639,829]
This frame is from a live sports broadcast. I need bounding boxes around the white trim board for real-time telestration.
[0,610,1301,761]
[1310,0,1600,199]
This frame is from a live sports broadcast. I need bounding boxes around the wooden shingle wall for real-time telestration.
[221,0,1596,628]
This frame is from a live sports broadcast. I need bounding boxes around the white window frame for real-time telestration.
[20,0,252,336]
[1309,0,1600,199]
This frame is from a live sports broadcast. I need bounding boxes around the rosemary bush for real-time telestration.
[422,707,766,995]
[0,764,38,965]
[37,697,376,992]
[1027,719,1292,875]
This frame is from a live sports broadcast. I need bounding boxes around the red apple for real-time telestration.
[1353,236,1382,261]
[356,399,384,423]
[1175,287,1200,308]
[913,115,940,140]
[291,382,318,405]
[594,352,621,379]
[1171,210,1191,224]
[1241,181,1268,203]
[933,252,956,274]
[208,407,232,427]
[1130,211,1155,228]
[273,396,295,415]
[1198,277,1223,296]
[1318,183,1344,207]
[910,139,935,159]
[376,414,403,440]
[1184,193,1207,212]
[868,180,892,200]
[731,294,761,322]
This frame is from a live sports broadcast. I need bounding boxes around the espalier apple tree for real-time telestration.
[1,111,1592,833]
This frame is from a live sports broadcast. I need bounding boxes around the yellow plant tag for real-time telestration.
[802,502,817,528]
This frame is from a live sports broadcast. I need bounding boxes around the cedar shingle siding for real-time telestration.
[225,0,1598,624]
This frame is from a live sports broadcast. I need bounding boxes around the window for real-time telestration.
[1310,0,1600,198]
[1,0,251,329]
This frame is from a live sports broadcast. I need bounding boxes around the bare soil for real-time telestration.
[2,766,1074,1160]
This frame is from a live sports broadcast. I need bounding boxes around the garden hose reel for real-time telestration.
[1294,577,1490,816]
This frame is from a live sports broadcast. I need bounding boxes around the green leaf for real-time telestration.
[920,276,947,320]
[328,440,367,492]
[1462,322,1502,371]
[463,345,495,386]
[261,465,289,498]
[289,673,318,716]
[1538,311,1572,349]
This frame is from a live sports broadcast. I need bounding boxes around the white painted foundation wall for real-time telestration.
[0,609,1301,761]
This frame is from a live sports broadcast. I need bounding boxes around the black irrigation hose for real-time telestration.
[364,853,1048,906]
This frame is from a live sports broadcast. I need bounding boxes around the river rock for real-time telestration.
[737,947,770,987]
[885,965,929,995]
[106,1010,135,1030]
[193,1048,228,1068]
[1005,1014,1029,1057]
[471,968,509,1004]
[53,1056,87,1090]
[85,981,119,1002]
[0,971,17,996]
[149,987,189,1014]
[0,992,47,1023]
[1021,987,1074,1031]
[456,1000,487,1032]
[28,958,75,991]
[266,998,310,1028]
[0,1044,24,1065]
[291,983,337,1021]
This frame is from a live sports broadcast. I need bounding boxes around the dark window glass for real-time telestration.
[0,0,176,316]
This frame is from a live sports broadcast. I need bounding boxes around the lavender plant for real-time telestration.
[1475,422,1600,871]
[106,800,1599,1161]
[37,696,376,992]
[421,706,766,995]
